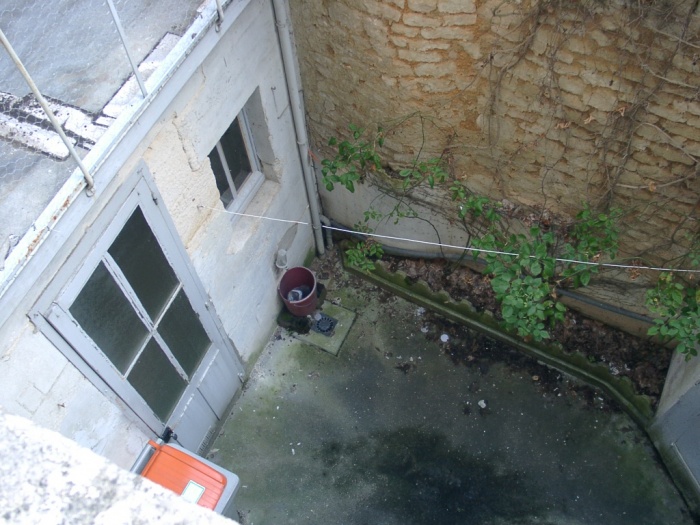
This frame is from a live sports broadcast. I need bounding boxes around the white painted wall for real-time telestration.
[0,321,147,468]
[0,0,315,467]
[143,0,314,362]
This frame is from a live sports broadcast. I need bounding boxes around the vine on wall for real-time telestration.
[321,118,698,355]
[308,0,699,354]
[479,0,699,261]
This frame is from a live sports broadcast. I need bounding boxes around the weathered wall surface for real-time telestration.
[291,0,699,265]
[0,0,314,468]
[0,409,238,525]
[290,0,700,506]
[144,0,314,363]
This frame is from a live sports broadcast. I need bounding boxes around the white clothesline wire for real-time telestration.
[197,205,700,274]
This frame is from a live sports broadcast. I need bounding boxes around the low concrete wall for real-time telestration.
[0,408,238,524]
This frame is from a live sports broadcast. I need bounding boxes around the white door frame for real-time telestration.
[32,161,244,448]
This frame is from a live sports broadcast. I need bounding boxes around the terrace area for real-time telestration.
[0,0,202,290]
[208,250,693,525]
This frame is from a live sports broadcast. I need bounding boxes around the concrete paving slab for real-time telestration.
[210,255,694,525]
[289,302,356,356]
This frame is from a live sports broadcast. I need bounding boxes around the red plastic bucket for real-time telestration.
[278,267,318,317]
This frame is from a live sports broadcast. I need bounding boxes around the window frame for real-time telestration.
[32,163,244,438]
[209,109,264,214]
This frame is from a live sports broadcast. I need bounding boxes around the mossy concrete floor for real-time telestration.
[209,257,694,525]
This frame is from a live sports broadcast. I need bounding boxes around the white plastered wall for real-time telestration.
[0,319,146,469]
[142,0,314,363]
[0,0,315,467]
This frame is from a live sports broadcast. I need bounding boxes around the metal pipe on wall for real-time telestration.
[271,0,326,256]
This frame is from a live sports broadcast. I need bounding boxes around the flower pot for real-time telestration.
[278,266,318,317]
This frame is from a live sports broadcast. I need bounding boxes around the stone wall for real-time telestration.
[290,0,699,266]
[0,409,238,525]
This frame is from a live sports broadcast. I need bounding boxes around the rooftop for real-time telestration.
[0,0,203,277]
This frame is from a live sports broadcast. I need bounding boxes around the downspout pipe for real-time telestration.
[271,0,326,257]
[319,214,333,250]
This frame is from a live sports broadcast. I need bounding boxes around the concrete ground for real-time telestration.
[210,254,694,525]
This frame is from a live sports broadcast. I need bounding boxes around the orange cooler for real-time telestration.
[132,440,240,517]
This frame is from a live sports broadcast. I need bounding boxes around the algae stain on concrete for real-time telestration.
[318,427,542,524]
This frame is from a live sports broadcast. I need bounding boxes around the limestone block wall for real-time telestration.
[290,0,699,266]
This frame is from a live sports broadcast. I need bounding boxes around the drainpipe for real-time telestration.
[271,0,326,257]
[319,214,333,250]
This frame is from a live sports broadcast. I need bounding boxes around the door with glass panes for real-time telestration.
[46,179,242,451]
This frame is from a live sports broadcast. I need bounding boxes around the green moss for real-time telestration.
[340,244,655,428]
[303,247,317,268]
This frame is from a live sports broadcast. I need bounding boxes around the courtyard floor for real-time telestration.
[209,251,693,525]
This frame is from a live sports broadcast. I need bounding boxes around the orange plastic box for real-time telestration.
[132,440,239,517]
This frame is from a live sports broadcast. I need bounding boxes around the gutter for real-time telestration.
[271,0,326,257]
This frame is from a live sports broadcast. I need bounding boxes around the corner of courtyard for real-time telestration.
[209,249,694,525]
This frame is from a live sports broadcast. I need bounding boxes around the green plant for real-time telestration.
[461,200,621,342]
[345,240,384,272]
[398,157,448,190]
[475,227,565,341]
[322,124,624,346]
[560,206,622,287]
[321,125,384,193]
[646,272,700,358]
[323,124,450,269]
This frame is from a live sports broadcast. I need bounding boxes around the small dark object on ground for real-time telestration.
[394,362,416,374]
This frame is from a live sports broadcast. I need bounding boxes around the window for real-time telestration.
[68,206,210,421]
[208,111,262,209]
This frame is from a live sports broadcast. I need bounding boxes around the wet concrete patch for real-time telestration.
[211,266,694,525]
[319,427,542,523]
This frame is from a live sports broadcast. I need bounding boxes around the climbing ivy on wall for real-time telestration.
[321,122,698,354]
[646,250,700,359]
[310,0,700,356]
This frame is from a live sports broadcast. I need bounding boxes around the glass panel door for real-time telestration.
[127,338,187,421]
[159,289,209,376]
[108,207,179,320]
[69,261,148,374]
[66,205,212,423]
[43,173,245,450]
